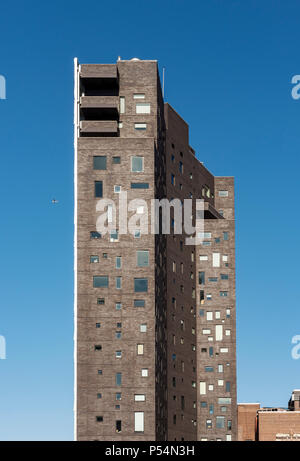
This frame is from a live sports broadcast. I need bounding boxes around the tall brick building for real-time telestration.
[74,57,237,441]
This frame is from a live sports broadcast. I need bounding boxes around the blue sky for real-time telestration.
[0,0,300,440]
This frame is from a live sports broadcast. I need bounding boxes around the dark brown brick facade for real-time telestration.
[74,58,237,441]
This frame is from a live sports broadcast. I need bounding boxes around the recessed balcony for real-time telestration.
[80,120,118,137]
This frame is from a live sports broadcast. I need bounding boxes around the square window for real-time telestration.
[96,416,103,422]
[134,278,148,292]
[97,393,102,399]
[116,351,122,358]
[134,230,141,238]
[114,185,121,193]
[115,302,122,310]
[97,298,105,305]
[90,255,99,263]
[112,156,121,164]
[116,393,122,400]
[103,253,108,259]
[131,156,144,172]
[96,323,101,328]
[93,156,106,170]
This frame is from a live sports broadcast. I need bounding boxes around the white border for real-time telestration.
[73,57,79,441]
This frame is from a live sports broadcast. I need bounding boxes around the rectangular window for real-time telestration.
[137,344,144,355]
[216,325,223,341]
[199,271,205,285]
[134,299,145,308]
[202,329,211,335]
[93,276,109,288]
[205,366,214,372]
[209,404,214,415]
[93,156,106,170]
[221,274,229,280]
[116,256,122,269]
[134,412,144,432]
[131,156,144,172]
[218,398,231,405]
[222,255,228,262]
[220,291,228,297]
[226,309,231,318]
[206,312,213,321]
[90,255,99,263]
[116,420,122,433]
[218,190,228,197]
[200,255,208,261]
[90,231,101,239]
[216,416,225,429]
[110,230,119,242]
[200,382,206,395]
[206,419,212,429]
[227,420,232,430]
[116,277,122,289]
[208,277,218,282]
[220,347,229,353]
[133,93,145,99]
[226,381,231,392]
[134,394,146,401]
[116,351,122,358]
[223,232,229,241]
[116,373,122,386]
[137,250,149,267]
[97,298,105,305]
[218,364,224,373]
[131,183,149,189]
[112,156,121,164]
[94,181,103,198]
[136,103,150,114]
[96,416,103,422]
[140,324,147,333]
[120,96,125,114]
[135,123,147,130]
[213,253,220,267]
[134,278,148,292]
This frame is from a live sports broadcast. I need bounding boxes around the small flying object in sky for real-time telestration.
[51,199,59,204]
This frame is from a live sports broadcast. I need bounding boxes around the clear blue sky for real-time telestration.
[0,0,299,440]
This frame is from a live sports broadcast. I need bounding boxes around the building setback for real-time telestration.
[74,57,237,441]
